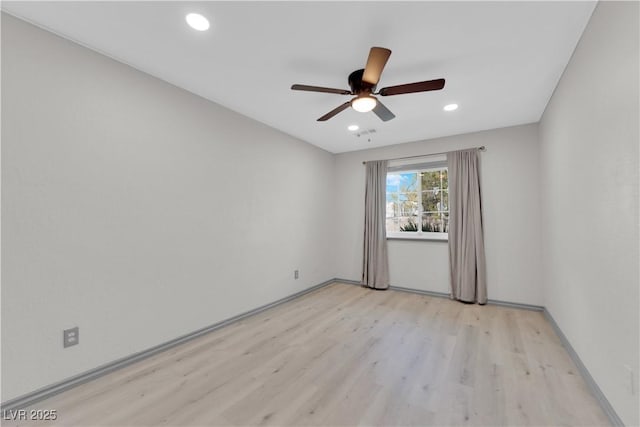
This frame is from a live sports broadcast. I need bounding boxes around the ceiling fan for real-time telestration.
[291,47,445,122]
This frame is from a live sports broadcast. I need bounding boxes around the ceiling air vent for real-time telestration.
[354,129,377,138]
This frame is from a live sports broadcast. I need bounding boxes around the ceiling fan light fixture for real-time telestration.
[352,96,377,113]
[185,13,210,31]
[348,125,359,131]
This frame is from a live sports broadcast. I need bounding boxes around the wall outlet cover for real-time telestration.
[63,327,79,348]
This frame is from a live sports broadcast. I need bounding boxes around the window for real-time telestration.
[386,166,449,240]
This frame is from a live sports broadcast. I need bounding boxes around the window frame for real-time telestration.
[385,165,449,241]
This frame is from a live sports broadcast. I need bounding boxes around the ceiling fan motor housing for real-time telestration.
[348,69,376,95]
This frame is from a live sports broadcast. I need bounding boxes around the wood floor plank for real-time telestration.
[5,283,611,426]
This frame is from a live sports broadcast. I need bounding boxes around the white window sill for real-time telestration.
[387,233,448,242]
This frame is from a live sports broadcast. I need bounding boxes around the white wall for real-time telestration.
[334,124,543,305]
[538,2,639,425]
[1,14,335,401]
[3,4,638,424]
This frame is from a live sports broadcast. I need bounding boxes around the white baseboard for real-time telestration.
[335,278,543,311]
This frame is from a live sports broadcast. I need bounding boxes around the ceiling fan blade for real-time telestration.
[362,47,392,86]
[317,101,352,121]
[291,84,351,95]
[379,78,445,96]
[372,100,395,122]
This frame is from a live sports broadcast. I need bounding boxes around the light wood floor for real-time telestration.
[6,283,609,426]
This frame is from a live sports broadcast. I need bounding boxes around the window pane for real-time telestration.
[441,190,449,212]
[386,174,400,193]
[422,190,439,212]
[395,202,404,217]
[399,173,418,192]
[386,217,400,233]
[421,169,448,190]
[421,170,441,189]
[422,213,448,233]
[399,194,419,215]
[399,216,419,232]
[386,201,394,218]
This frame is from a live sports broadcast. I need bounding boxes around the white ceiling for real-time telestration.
[2,1,596,153]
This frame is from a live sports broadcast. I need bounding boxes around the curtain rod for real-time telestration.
[362,146,486,165]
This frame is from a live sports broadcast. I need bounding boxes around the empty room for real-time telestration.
[1,1,638,426]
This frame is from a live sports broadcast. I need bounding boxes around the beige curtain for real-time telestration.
[447,149,487,304]
[362,160,390,290]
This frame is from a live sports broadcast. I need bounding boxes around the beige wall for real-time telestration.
[333,124,543,306]
[539,2,639,425]
[1,14,335,400]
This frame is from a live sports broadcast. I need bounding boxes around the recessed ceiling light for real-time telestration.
[348,125,359,131]
[443,103,458,111]
[186,13,210,31]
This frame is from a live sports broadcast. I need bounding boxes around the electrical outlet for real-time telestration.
[294,270,299,279]
[624,365,635,395]
[63,327,79,348]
